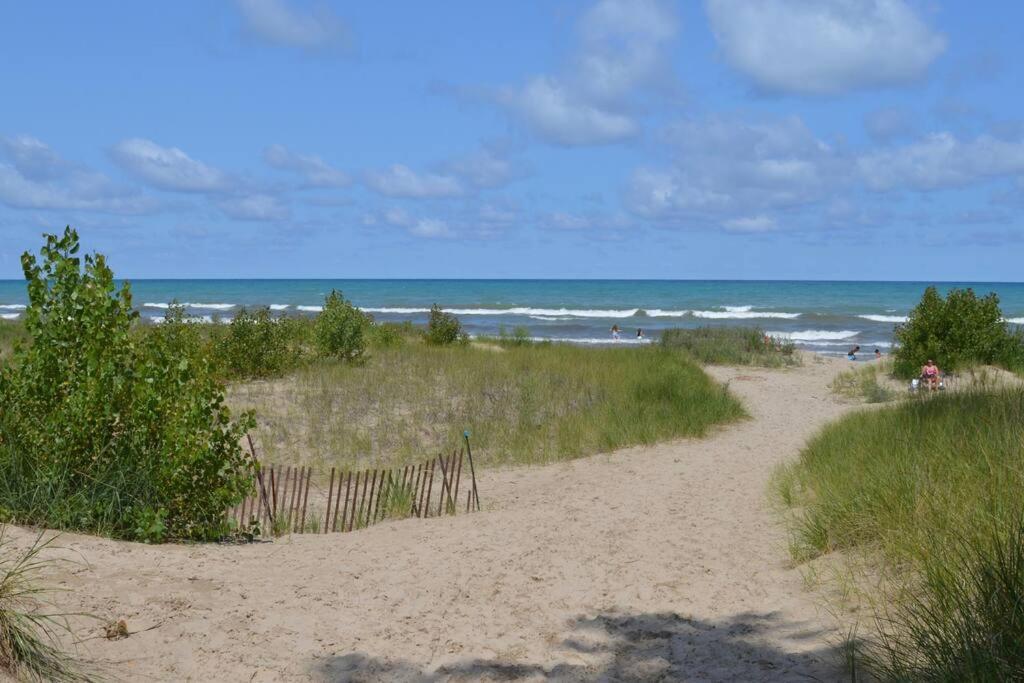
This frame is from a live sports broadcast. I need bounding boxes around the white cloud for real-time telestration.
[217,194,290,221]
[445,146,522,189]
[111,138,228,193]
[375,207,455,239]
[364,164,463,198]
[264,144,350,187]
[0,135,155,214]
[859,132,1024,191]
[498,78,637,147]
[723,215,777,233]
[705,0,946,95]
[548,211,593,230]
[496,0,677,146]
[864,106,915,141]
[234,0,350,52]
[408,218,454,239]
[628,116,845,222]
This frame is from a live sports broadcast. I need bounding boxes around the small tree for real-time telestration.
[214,306,299,379]
[892,286,1023,377]
[314,290,369,360]
[0,228,254,541]
[425,304,466,345]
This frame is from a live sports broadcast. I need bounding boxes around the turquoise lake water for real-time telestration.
[1,279,1022,356]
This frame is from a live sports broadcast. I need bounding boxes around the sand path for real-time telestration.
[18,356,855,682]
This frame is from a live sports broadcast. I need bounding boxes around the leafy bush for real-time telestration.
[313,290,369,360]
[661,327,797,367]
[213,306,301,379]
[0,228,255,541]
[367,321,413,349]
[892,286,1024,378]
[425,304,466,346]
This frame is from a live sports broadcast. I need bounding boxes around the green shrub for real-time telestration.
[892,286,1024,378]
[213,306,301,379]
[425,304,466,346]
[0,228,255,541]
[368,321,413,349]
[313,290,369,360]
[660,327,797,367]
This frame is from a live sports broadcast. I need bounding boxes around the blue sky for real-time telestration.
[0,0,1021,280]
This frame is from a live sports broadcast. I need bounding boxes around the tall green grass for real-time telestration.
[660,327,798,367]
[230,343,745,469]
[774,389,1024,680]
[0,528,91,682]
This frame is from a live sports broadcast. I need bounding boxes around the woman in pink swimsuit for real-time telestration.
[921,359,940,390]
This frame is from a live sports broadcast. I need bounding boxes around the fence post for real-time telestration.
[464,431,480,511]
[324,468,336,534]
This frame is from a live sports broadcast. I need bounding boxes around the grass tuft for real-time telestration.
[660,327,798,367]
[0,527,93,682]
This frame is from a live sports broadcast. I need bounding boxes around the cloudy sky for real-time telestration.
[0,1,1021,280]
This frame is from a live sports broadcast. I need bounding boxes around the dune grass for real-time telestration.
[229,342,745,469]
[773,389,1024,680]
[829,360,897,403]
[0,528,91,682]
[660,327,798,367]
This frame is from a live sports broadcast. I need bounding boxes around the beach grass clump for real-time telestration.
[830,361,896,403]
[893,286,1024,378]
[0,320,28,362]
[660,326,797,367]
[230,342,745,469]
[0,528,92,682]
[774,388,1024,679]
[0,228,255,542]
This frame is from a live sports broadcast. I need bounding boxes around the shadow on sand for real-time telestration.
[314,610,844,682]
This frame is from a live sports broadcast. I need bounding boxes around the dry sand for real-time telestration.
[11,355,860,682]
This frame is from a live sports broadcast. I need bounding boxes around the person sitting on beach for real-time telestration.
[610,324,620,341]
[847,345,860,361]
[921,359,940,390]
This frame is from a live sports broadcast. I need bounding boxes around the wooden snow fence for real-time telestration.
[229,436,481,537]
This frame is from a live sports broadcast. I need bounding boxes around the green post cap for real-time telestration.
[463,430,471,438]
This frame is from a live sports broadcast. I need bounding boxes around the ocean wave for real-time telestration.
[644,309,690,317]
[858,314,908,323]
[691,310,801,320]
[1005,317,1024,324]
[363,306,641,318]
[269,304,290,311]
[0,304,26,310]
[148,314,227,325]
[296,305,323,312]
[767,329,860,341]
[1,313,20,320]
[143,302,236,311]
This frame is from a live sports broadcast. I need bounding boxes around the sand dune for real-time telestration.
[12,355,857,681]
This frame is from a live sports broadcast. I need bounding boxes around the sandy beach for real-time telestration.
[10,355,858,681]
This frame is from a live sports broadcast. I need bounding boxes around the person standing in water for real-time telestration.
[847,345,860,361]
[636,328,644,340]
[611,324,620,341]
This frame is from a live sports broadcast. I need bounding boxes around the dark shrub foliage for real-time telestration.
[892,286,1024,378]
[425,304,466,346]
[314,290,369,360]
[0,228,254,541]
[213,306,300,379]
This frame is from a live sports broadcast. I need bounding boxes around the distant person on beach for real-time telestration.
[611,324,620,341]
[875,348,882,359]
[921,359,941,390]
[847,345,860,361]
[636,328,644,340]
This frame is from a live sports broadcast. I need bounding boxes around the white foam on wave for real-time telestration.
[0,304,26,310]
[1006,317,1024,325]
[723,305,754,312]
[143,302,235,311]
[362,306,640,318]
[798,340,893,348]
[1,313,20,320]
[645,309,690,317]
[297,305,323,312]
[269,304,290,311]
[691,310,801,320]
[768,329,860,341]
[149,314,228,325]
[858,314,908,323]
